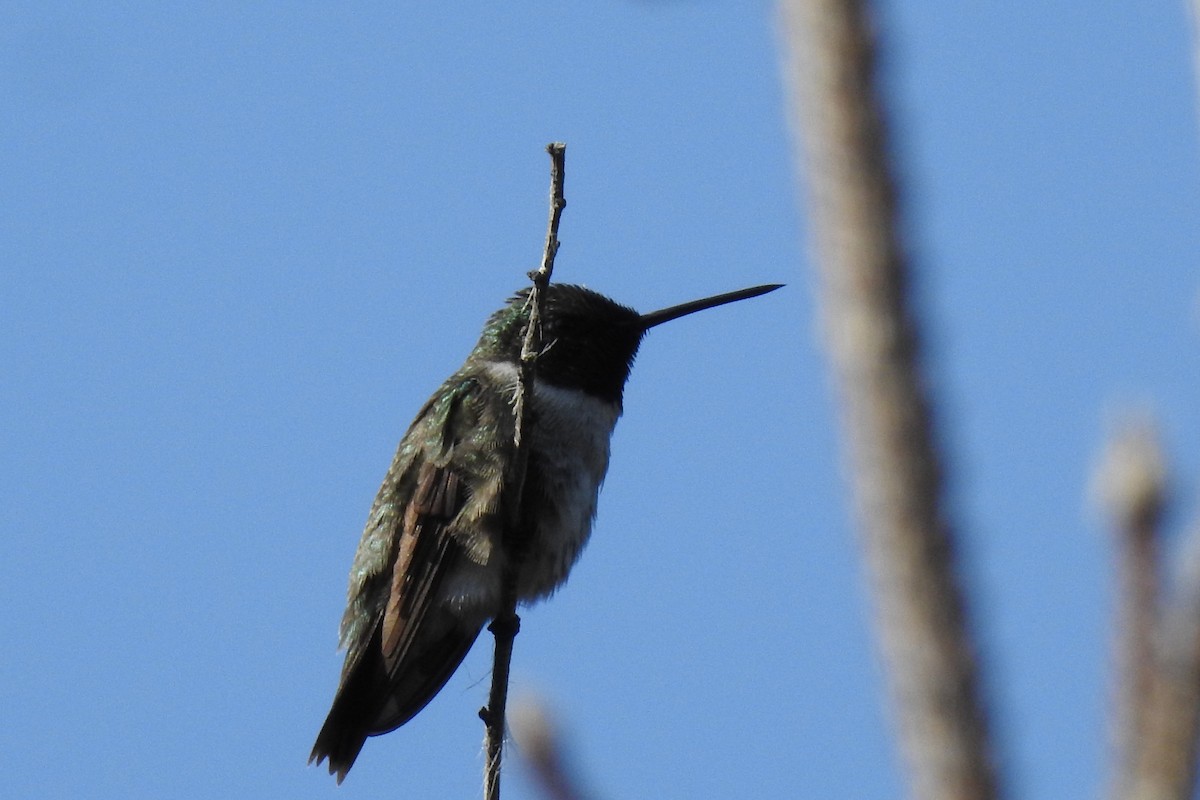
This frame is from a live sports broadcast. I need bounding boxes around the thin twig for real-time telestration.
[778,2,1002,798]
[481,142,567,800]
[1096,420,1168,797]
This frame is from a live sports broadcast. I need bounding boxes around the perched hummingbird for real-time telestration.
[310,281,781,782]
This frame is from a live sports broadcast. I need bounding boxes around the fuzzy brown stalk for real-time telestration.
[1097,422,1167,796]
[1123,518,1200,800]
[777,2,1002,798]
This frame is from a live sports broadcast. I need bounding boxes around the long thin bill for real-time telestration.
[639,283,783,330]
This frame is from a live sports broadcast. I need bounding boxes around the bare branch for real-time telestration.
[777,2,1002,798]
[481,142,567,800]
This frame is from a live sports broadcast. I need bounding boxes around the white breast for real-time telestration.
[486,361,621,600]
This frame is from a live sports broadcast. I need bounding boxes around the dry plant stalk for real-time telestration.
[511,694,591,800]
[1096,421,1167,796]
[1120,5,1200,797]
[1097,425,1200,800]
[778,1,1001,798]
[481,142,568,800]
[1124,515,1200,800]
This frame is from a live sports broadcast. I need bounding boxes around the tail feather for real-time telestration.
[310,617,482,783]
[310,725,367,785]
[309,662,374,784]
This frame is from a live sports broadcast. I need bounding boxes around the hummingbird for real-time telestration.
[310,281,782,782]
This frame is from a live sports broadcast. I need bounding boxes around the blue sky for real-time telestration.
[3,3,1199,799]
